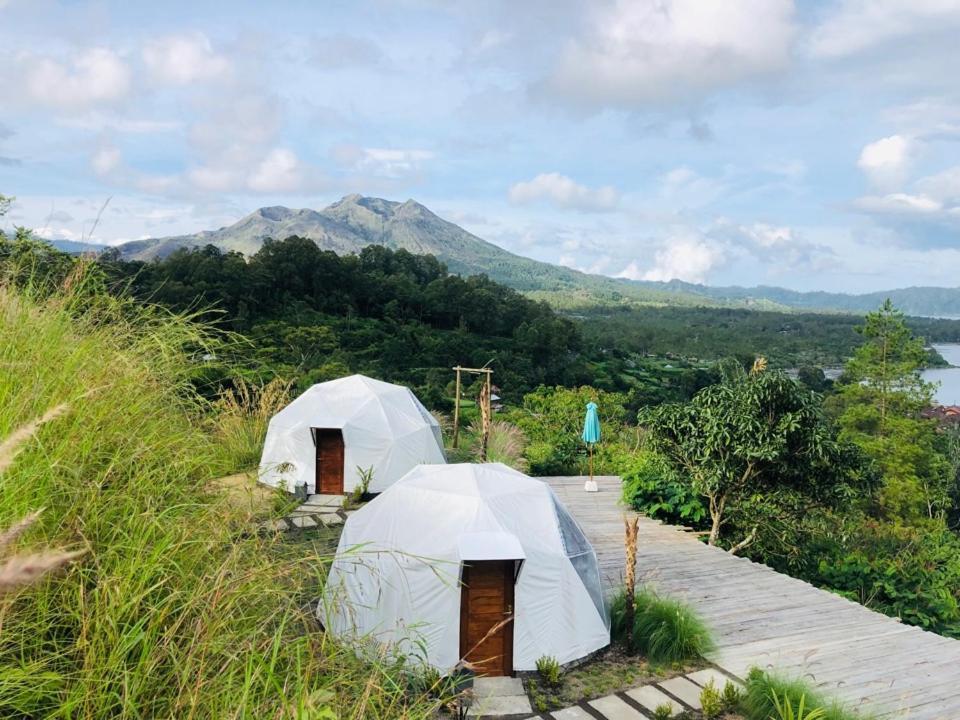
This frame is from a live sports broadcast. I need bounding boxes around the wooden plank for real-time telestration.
[540,476,960,720]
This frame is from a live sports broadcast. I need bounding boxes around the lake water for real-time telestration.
[924,344,960,406]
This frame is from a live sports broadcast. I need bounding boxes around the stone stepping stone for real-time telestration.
[658,676,703,709]
[588,694,645,718]
[467,677,532,717]
[625,685,683,716]
[318,513,343,526]
[551,707,594,719]
[289,516,317,529]
[686,668,740,690]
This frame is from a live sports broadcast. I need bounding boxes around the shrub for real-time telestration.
[741,668,866,720]
[535,655,562,686]
[609,587,714,664]
[621,450,707,528]
[470,419,529,471]
[721,679,745,711]
[653,702,674,720]
[632,588,715,664]
[770,691,827,720]
[699,679,723,719]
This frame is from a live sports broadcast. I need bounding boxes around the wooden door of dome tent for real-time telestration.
[459,560,516,677]
[311,428,344,494]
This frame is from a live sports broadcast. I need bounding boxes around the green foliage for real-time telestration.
[722,680,744,711]
[350,466,375,505]
[640,365,873,546]
[741,668,863,720]
[770,692,827,720]
[575,304,960,369]
[0,281,437,718]
[96,239,587,404]
[832,302,951,521]
[610,588,714,664]
[507,385,630,475]
[535,655,562,686]
[652,702,674,720]
[621,450,708,528]
[699,679,723,719]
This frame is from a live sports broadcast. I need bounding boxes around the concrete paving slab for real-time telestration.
[625,685,683,715]
[588,694,645,718]
[658,676,703,709]
[551,707,594,720]
[686,668,740,690]
[289,516,316,529]
[467,676,532,717]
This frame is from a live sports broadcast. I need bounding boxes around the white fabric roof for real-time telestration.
[258,374,445,494]
[321,463,610,673]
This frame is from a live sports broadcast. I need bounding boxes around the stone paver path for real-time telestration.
[258,493,348,533]
[486,668,741,720]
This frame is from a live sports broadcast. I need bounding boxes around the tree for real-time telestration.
[639,362,870,550]
[833,300,950,520]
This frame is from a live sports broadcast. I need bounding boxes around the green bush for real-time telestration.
[535,655,562,686]
[741,668,866,720]
[653,702,674,720]
[609,588,714,664]
[699,680,723,719]
[621,450,708,528]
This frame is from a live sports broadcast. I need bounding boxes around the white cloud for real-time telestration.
[809,0,960,59]
[91,145,122,177]
[858,134,913,190]
[247,148,302,192]
[618,234,722,283]
[544,0,796,109]
[331,144,434,178]
[143,32,231,85]
[509,173,618,212]
[21,48,131,109]
[854,192,943,215]
[660,166,726,209]
[738,222,795,248]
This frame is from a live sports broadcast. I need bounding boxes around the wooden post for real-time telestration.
[452,366,462,449]
[624,516,639,651]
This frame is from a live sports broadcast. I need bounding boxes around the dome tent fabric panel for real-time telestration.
[321,464,610,673]
[258,374,445,494]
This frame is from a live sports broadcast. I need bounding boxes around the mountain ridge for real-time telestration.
[95,194,960,317]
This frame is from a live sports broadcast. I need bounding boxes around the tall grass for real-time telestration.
[210,376,292,473]
[741,668,871,720]
[0,274,439,718]
[465,418,529,471]
[610,587,714,665]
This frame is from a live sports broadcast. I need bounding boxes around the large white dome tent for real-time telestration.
[320,463,610,676]
[258,374,445,495]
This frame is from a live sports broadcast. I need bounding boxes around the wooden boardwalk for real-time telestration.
[544,476,960,720]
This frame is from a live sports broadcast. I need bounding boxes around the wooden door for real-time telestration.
[314,429,344,494]
[459,560,515,677]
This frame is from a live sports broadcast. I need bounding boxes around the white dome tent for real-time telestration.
[258,374,445,495]
[321,463,610,676]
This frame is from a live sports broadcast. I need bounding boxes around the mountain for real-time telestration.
[115,194,713,306]
[49,238,107,254]
[115,194,960,317]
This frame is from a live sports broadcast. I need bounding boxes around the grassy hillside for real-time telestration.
[0,268,438,718]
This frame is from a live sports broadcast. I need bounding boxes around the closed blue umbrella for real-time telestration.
[582,402,601,486]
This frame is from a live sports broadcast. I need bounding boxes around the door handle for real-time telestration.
[504,604,513,615]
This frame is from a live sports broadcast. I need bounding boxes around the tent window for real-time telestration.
[553,497,609,629]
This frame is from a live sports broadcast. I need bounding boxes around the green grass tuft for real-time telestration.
[742,668,873,720]
[610,587,714,665]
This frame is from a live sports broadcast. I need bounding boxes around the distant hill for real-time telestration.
[114,194,960,317]
[114,194,716,306]
[49,238,107,254]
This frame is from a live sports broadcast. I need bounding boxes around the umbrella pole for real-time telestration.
[589,443,593,481]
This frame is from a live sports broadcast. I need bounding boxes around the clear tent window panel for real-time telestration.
[551,494,609,629]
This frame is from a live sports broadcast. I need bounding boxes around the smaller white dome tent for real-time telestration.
[258,374,445,494]
[321,464,610,675]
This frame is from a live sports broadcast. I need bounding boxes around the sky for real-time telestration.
[1,0,960,293]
